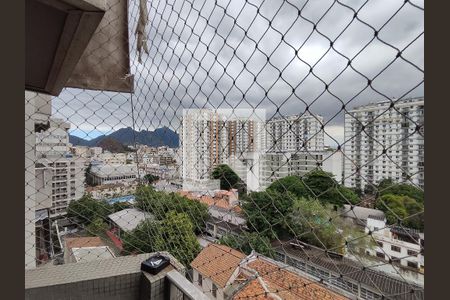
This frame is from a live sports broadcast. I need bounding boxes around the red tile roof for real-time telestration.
[190,244,246,288]
[233,259,348,300]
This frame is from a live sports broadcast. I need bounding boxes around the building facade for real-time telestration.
[365,216,424,272]
[181,109,266,192]
[26,91,53,269]
[343,97,424,190]
[181,109,227,188]
[266,113,324,152]
[35,118,86,219]
[259,152,323,190]
[322,148,344,183]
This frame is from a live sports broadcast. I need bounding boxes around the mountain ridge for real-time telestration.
[69,126,179,148]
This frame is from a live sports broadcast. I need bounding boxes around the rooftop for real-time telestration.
[25,252,208,300]
[341,205,385,224]
[234,257,348,300]
[190,244,246,288]
[71,246,115,263]
[108,208,154,232]
[272,239,424,300]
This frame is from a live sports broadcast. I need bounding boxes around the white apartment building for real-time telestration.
[36,119,86,218]
[266,113,324,152]
[40,156,86,218]
[181,109,227,190]
[90,147,103,156]
[25,91,53,269]
[259,152,323,190]
[343,97,424,190]
[36,118,71,156]
[365,216,424,272]
[181,109,267,192]
[322,149,344,183]
[227,118,266,158]
[71,146,90,158]
[97,152,127,165]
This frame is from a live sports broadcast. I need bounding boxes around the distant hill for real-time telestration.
[69,126,179,148]
[97,137,130,153]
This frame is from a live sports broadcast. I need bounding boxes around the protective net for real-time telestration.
[25,0,424,299]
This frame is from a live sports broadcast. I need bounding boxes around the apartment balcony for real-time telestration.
[25,252,208,300]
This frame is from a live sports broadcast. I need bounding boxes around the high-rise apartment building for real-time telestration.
[181,109,226,190]
[36,118,86,218]
[259,152,323,190]
[26,91,53,269]
[181,109,266,191]
[343,97,424,190]
[266,113,324,152]
[256,113,325,190]
[228,118,265,158]
[322,148,344,184]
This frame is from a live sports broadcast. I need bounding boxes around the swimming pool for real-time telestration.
[108,195,135,204]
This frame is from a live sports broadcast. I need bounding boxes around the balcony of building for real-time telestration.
[25,252,208,300]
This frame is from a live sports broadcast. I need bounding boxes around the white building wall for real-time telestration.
[343,98,424,190]
[266,113,324,152]
[322,150,343,183]
[193,269,224,300]
[36,118,70,155]
[259,152,323,190]
[365,218,423,270]
[25,91,38,269]
[35,118,86,218]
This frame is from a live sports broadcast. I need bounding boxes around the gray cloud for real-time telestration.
[53,0,424,145]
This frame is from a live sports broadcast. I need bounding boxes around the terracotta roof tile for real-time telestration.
[233,279,271,300]
[191,244,246,288]
[234,259,348,300]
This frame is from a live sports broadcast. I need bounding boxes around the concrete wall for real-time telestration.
[25,253,187,300]
[25,91,37,269]
[193,269,224,300]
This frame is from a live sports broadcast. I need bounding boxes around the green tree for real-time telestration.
[268,171,359,206]
[376,194,424,230]
[211,164,247,194]
[156,211,201,266]
[219,232,274,257]
[122,211,201,266]
[288,197,372,253]
[302,170,359,206]
[267,175,309,198]
[135,185,208,233]
[377,179,424,203]
[112,201,132,212]
[121,219,160,254]
[363,184,376,196]
[67,194,112,224]
[86,217,109,235]
[241,190,295,239]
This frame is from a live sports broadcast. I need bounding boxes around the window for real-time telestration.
[407,261,418,269]
[376,252,385,259]
[391,256,401,263]
[407,250,418,256]
[376,241,383,248]
[212,283,217,298]
[391,245,401,252]
[198,273,202,287]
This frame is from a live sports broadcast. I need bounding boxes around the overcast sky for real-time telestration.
[54,0,424,146]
